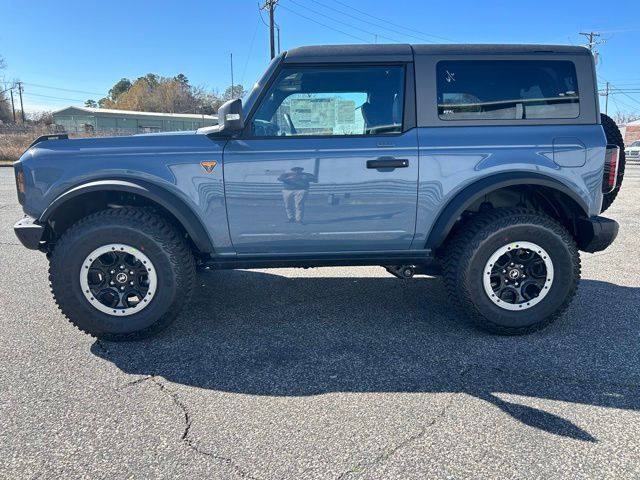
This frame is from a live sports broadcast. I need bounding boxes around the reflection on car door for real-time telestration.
[224,135,419,253]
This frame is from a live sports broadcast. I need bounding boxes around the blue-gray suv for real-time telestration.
[13,44,625,340]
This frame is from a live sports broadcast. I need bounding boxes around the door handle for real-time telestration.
[366,157,409,169]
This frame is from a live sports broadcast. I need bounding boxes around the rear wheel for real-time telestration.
[49,208,195,340]
[600,113,626,212]
[442,208,581,334]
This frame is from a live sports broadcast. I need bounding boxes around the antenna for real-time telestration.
[230,53,234,96]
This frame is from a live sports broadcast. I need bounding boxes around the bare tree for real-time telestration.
[28,110,54,125]
[0,54,13,123]
[612,111,640,125]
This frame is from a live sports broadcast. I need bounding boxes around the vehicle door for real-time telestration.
[223,63,419,253]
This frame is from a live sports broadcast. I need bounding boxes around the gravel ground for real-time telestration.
[0,166,638,479]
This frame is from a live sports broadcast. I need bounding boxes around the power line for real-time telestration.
[599,81,640,113]
[286,0,404,43]
[329,0,457,42]
[240,20,260,85]
[609,95,640,113]
[22,82,105,97]
[23,91,85,102]
[278,4,369,42]
[598,75,640,111]
[308,0,440,44]
[258,1,270,27]
[599,83,640,88]
[610,86,640,107]
[609,89,623,116]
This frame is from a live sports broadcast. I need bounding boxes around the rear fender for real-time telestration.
[425,172,589,249]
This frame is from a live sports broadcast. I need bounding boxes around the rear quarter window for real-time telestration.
[437,60,579,121]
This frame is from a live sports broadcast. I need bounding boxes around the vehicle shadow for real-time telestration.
[92,270,640,443]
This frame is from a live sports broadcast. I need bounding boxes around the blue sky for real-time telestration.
[1,0,639,115]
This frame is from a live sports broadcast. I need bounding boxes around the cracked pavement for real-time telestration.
[1,166,639,479]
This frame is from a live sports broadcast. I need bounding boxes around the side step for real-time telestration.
[203,250,440,272]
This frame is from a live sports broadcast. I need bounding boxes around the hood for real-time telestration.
[18,130,226,170]
[23,130,211,156]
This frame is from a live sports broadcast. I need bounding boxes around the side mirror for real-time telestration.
[217,98,244,134]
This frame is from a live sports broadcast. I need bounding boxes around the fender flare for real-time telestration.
[40,179,214,253]
[425,172,589,249]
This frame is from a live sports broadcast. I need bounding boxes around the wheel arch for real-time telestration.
[425,172,589,250]
[40,179,214,253]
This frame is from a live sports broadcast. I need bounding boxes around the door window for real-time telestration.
[251,66,405,137]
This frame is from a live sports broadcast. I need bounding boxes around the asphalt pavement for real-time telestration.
[0,166,639,479]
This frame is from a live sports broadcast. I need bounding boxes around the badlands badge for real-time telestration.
[200,160,217,173]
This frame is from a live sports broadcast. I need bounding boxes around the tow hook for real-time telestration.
[385,265,415,279]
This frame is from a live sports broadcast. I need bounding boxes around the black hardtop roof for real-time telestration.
[283,44,591,63]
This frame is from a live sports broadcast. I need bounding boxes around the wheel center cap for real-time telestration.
[508,268,521,280]
[115,272,129,284]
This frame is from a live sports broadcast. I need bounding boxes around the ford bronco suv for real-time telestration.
[13,44,624,340]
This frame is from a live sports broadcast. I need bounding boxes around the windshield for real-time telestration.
[631,140,640,147]
[242,54,284,116]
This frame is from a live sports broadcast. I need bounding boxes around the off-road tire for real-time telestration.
[442,208,581,335]
[49,208,195,340]
[601,113,625,212]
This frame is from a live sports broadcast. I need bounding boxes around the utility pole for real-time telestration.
[261,0,278,59]
[599,81,610,115]
[580,31,611,115]
[10,88,16,123]
[579,31,602,52]
[17,81,25,123]
[269,0,276,59]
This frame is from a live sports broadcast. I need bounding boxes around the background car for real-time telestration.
[626,139,640,162]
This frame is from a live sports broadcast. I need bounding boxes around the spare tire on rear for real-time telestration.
[600,113,626,212]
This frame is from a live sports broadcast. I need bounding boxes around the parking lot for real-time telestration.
[0,165,638,479]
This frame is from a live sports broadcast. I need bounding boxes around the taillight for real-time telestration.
[603,144,619,194]
[14,164,26,205]
[17,171,25,194]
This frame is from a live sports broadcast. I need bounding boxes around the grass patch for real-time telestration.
[0,129,128,162]
[0,132,34,162]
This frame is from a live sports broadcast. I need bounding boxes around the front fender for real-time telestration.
[40,179,215,253]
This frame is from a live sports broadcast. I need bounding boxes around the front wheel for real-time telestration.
[49,208,195,340]
[442,208,581,334]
